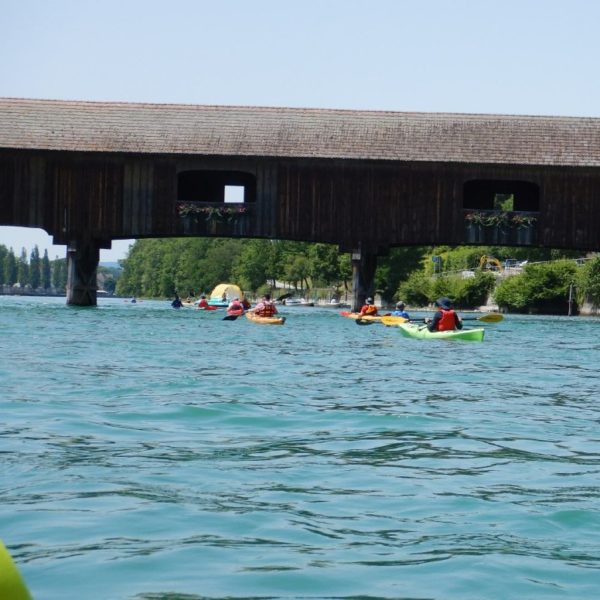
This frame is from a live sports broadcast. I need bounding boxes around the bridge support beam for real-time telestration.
[66,238,100,306]
[351,246,378,312]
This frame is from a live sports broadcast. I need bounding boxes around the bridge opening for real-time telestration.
[177,170,256,204]
[463,180,540,212]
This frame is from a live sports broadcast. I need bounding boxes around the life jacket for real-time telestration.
[256,301,276,317]
[438,308,456,331]
[361,304,378,316]
[227,301,244,315]
[198,299,209,309]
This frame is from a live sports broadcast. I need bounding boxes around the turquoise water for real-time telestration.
[1,296,599,599]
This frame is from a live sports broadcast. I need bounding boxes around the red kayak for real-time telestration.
[226,308,245,317]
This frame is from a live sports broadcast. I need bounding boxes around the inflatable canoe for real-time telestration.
[246,312,286,325]
[398,323,485,342]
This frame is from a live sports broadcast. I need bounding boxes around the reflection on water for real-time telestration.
[1,297,599,599]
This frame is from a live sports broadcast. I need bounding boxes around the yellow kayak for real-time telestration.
[340,311,383,322]
[341,311,407,325]
[246,312,286,325]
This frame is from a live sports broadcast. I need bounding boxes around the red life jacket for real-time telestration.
[438,308,456,331]
[256,301,276,317]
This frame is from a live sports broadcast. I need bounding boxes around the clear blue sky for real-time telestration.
[1,0,598,261]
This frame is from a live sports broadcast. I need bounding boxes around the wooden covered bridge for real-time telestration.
[1,97,600,307]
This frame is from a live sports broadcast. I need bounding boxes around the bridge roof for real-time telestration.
[1,97,600,167]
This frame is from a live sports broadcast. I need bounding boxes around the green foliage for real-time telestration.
[576,256,600,307]
[116,238,356,299]
[52,258,67,290]
[495,260,577,313]
[308,243,343,287]
[397,271,432,307]
[429,271,496,309]
[29,246,41,288]
[17,248,29,286]
[41,249,52,289]
[4,249,17,285]
[232,239,271,292]
[375,247,429,302]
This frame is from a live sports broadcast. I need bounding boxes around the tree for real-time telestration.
[308,243,341,287]
[232,239,270,293]
[29,245,41,289]
[577,256,600,307]
[375,247,429,302]
[495,260,577,313]
[4,248,17,285]
[0,245,6,285]
[17,248,29,286]
[283,254,311,290]
[41,250,52,289]
[52,257,67,290]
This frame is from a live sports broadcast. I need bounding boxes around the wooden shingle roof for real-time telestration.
[1,97,600,167]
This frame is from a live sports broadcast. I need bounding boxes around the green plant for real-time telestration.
[177,203,249,222]
[511,213,537,228]
[465,211,487,226]
[485,212,510,228]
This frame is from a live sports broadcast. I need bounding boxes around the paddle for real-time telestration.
[444,313,503,323]
[380,316,409,326]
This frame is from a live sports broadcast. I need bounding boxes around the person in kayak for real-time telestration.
[392,301,409,319]
[427,297,463,331]
[227,297,245,314]
[171,294,183,309]
[252,293,278,317]
[359,297,378,316]
[197,295,210,309]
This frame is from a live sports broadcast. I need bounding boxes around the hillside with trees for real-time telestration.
[3,238,599,316]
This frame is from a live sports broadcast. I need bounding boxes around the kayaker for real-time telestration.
[227,297,245,314]
[359,297,378,316]
[252,293,278,317]
[171,294,183,309]
[197,295,210,309]
[427,297,463,331]
[392,301,409,319]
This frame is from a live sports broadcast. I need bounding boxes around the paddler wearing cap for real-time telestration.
[359,296,378,316]
[427,297,463,332]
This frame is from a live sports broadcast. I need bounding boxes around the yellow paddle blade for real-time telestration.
[380,316,409,327]
[475,313,504,323]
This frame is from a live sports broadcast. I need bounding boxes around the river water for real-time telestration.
[1,296,599,599]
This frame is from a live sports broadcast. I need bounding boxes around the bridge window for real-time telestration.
[224,185,245,203]
[463,180,540,212]
[177,170,256,203]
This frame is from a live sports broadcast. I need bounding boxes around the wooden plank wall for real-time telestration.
[1,150,600,252]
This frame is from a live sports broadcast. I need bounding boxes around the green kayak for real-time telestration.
[0,541,32,600]
[398,323,485,342]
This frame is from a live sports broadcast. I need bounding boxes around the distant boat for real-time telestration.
[283,298,314,307]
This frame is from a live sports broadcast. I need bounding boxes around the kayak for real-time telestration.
[246,312,286,325]
[226,308,245,317]
[398,323,485,342]
[340,311,384,323]
[0,540,32,600]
